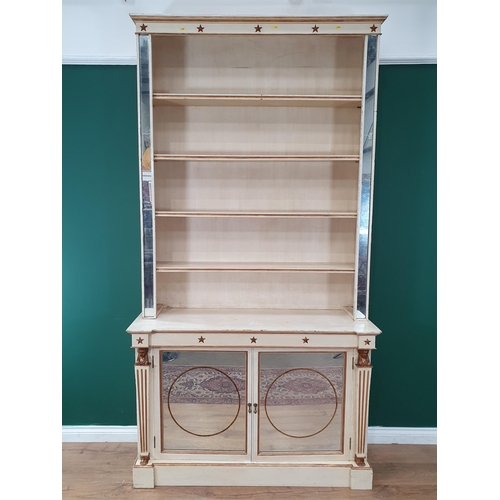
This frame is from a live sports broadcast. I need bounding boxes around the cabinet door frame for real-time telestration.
[150,347,252,462]
[251,348,354,463]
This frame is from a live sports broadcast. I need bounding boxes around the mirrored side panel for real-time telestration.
[138,34,155,317]
[161,350,247,454]
[356,35,379,319]
[258,352,345,455]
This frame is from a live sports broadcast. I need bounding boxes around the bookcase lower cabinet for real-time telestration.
[131,337,376,490]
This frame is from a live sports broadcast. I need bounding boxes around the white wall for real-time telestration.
[62,0,436,64]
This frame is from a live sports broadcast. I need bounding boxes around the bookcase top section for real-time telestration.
[126,308,381,335]
[130,15,387,36]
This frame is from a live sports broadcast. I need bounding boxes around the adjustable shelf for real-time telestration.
[156,262,356,273]
[153,93,362,108]
[155,210,357,218]
[154,154,360,162]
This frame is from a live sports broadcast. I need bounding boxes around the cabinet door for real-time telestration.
[255,351,348,460]
[157,349,250,459]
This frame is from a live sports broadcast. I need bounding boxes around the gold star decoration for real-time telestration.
[303,337,309,344]
[364,339,371,345]
[254,25,262,33]
[250,337,257,343]
[312,25,319,33]
[197,25,204,32]
[140,24,147,32]
[198,336,205,343]
[370,24,377,32]
[136,337,144,344]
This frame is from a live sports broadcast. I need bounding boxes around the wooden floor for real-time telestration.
[62,443,436,499]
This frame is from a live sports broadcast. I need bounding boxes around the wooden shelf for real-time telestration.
[155,210,357,218]
[154,154,360,162]
[156,261,355,273]
[153,93,362,108]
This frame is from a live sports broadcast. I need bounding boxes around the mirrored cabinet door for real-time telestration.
[257,351,346,457]
[160,350,248,455]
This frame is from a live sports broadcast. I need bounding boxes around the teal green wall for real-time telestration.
[62,64,436,427]
[370,65,437,427]
[63,66,141,425]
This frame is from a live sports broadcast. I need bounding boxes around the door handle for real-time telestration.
[253,403,258,414]
[248,403,252,413]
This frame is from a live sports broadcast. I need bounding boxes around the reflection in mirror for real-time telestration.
[138,35,155,313]
[259,352,345,454]
[161,350,247,453]
[357,35,379,319]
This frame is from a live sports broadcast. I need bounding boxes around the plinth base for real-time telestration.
[132,458,373,490]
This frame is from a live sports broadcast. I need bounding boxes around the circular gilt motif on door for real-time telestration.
[167,366,241,437]
[264,368,338,438]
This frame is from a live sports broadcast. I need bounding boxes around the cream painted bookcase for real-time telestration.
[126,15,386,490]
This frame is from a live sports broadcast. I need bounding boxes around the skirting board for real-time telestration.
[62,425,436,445]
